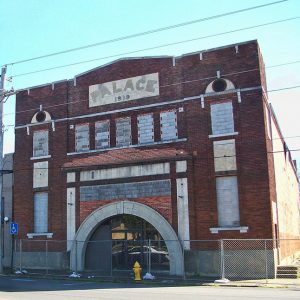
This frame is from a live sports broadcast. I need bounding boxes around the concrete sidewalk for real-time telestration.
[207,278,300,288]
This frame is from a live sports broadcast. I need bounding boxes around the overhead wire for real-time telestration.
[2,0,289,67]
[8,16,300,79]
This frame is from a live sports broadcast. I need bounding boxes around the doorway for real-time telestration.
[85,214,169,272]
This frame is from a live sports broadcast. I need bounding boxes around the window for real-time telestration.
[34,192,48,233]
[216,176,240,227]
[160,110,178,141]
[95,120,110,149]
[138,114,154,144]
[33,130,48,157]
[213,139,237,172]
[33,161,48,188]
[75,124,90,152]
[116,118,131,147]
[210,102,234,135]
[212,79,227,92]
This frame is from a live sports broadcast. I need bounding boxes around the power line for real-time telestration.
[9,16,300,79]
[267,85,300,93]
[267,60,300,68]
[2,0,289,67]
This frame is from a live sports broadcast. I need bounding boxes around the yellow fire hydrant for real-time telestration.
[133,261,142,281]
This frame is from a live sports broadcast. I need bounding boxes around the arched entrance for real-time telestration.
[70,201,184,275]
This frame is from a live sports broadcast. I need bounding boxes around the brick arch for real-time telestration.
[70,200,184,275]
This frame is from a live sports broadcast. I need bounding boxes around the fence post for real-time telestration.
[182,240,186,281]
[12,238,16,271]
[265,240,268,284]
[214,239,229,283]
[148,239,151,275]
[75,240,77,273]
[45,240,48,275]
[221,239,225,279]
[19,239,22,272]
[110,240,113,278]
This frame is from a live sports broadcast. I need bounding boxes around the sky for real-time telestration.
[0,0,300,166]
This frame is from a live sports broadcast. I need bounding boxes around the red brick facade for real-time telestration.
[13,40,299,249]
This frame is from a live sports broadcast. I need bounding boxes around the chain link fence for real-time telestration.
[11,239,300,281]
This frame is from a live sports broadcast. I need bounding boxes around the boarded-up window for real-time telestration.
[33,130,48,157]
[34,192,48,233]
[75,124,90,152]
[80,180,171,201]
[33,161,48,188]
[160,110,178,141]
[216,176,240,227]
[211,102,234,135]
[95,120,110,149]
[116,118,131,147]
[138,114,154,144]
[213,139,237,172]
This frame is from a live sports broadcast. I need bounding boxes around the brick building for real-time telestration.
[13,40,300,275]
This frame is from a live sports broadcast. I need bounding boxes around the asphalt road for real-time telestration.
[0,276,299,300]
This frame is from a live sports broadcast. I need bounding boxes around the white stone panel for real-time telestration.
[176,161,187,173]
[80,163,170,181]
[89,73,159,107]
[213,139,236,172]
[67,188,76,251]
[67,172,76,183]
[33,161,48,188]
[176,178,190,250]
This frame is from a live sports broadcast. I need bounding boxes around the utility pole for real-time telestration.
[0,65,7,273]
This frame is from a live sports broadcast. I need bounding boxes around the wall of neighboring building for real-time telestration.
[270,107,300,263]
[2,153,13,268]
[271,112,300,238]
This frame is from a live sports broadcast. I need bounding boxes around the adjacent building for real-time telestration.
[13,40,300,275]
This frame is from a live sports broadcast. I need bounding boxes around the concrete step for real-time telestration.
[276,274,299,279]
[277,269,299,275]
[277,266,298,271]
[276,265,300,279]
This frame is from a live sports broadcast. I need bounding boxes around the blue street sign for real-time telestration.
[10,222,18,235]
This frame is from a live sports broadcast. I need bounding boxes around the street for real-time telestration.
[0,276,299,300]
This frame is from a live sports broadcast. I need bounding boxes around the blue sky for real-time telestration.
[1,0,300,164]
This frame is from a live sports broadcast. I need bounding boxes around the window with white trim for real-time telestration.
[116,118,131,147]
[160,110,178,141]
[95,120,110,149]
[213,139,237,172]
[216,176,240,227]
[138,114,154,144]
[75,124,90,152]
[34,192,48,233]
[210,102,234,135]
[33,130,49,157]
